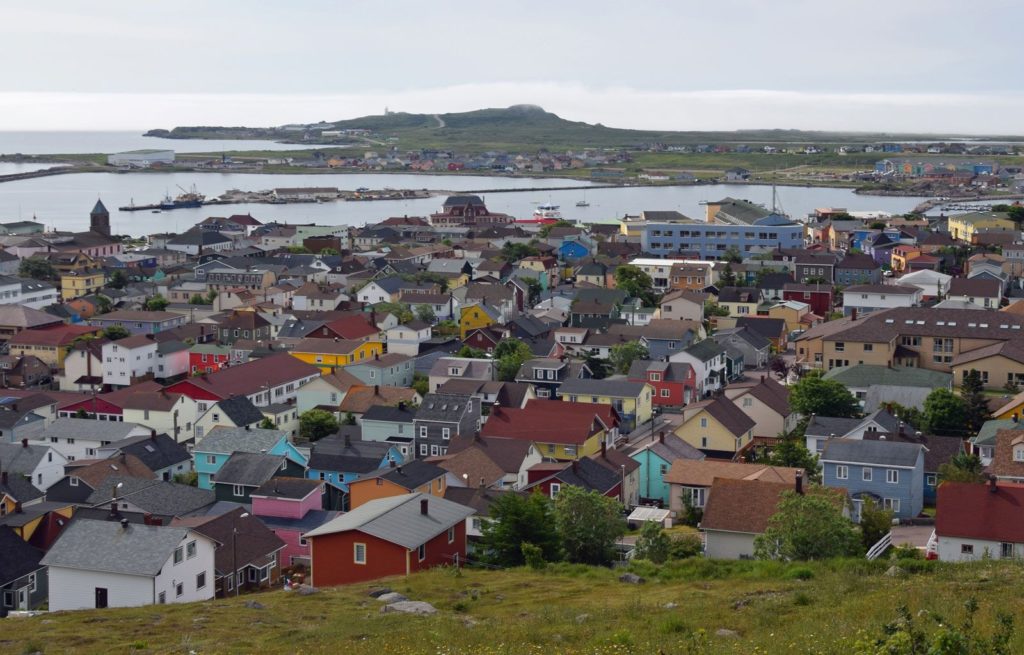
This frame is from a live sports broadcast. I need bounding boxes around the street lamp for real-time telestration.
[232,512,249,597]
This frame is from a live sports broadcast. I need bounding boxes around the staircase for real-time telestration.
[866,531,892,561]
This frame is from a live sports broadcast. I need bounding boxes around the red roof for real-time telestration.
[319,315,379,340]
[481,399,618,445]
[165,352,321,400]
[936,481,1024,544]
[10,325,100,347]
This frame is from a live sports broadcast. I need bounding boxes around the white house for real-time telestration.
[841,284,921,317]
[19,279,60,310]
[701,477,791,560]
[120,392,199,444]
[155,341,190,380]
[385,320,433,356]
[945,278,1002,310]
[42,519,216,610]
[0,441,67,491]
[356,280,399,304]
[102,335,159,387]
[59,342,105,392]
[896,269,952,299]
[28,418,151,461]
[669,340,728,396]
[934,480,1024,562]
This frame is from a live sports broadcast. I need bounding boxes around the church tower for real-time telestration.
[90,198,110,236]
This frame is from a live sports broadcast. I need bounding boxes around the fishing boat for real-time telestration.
[159,184,206,210]
[532,203,562,220]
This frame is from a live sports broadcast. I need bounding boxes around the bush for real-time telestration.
[793,591,812,606]
[667,533,703,560]
[785,566,815,581]
[521,542,546,570]
[892,544,923,560]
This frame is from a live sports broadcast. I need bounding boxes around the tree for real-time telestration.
[583,352,608,379]
[521,276,543,306]
[762,434,820,482]
[858,498,894,551]
[860,599,1013,655]
[19,258,57,281]
[538,220,572,238]
[415,304,436,324]
[501,241,539,263]
[960,369,990,435]
[299,409,339,442]
[923,388,969,436]
[608,341,649,375]
[145,294,169,311]
[94,295,112,315]
[189,294,209,305]
[285,245,311,254]
[754,488,861,560]
[768,355,790,380]
[480,492,561,567]
[101,325,130,341]
[456,345,487,359]
[553,485,625,566]
[411,372,429,396]
[632,520,671,564]
[938,452,987,484]
[721,246,743,264]
[374,302,413,324]
[494,339,532,382]
[107,270,128,289]
[788,371,861,418]
[718,263,738,288]
[258,417,275,430]
[613,265,657,305]
[342,411,357,426]
[318,248,339,256]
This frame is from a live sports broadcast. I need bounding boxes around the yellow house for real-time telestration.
[767,300,812,333]
[674,395,756,456]
[60,268,106,301]
[8,325,103,368]
[993,390,1024,420]
[289,337,383,374]
[717,287,761,318]
[459,303,498,340]
[558,379,653,433]
[947,211,1015,243]
[1,501,74,541]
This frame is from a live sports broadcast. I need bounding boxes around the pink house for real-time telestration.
[251,477,339,568]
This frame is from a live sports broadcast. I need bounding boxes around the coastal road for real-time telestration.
[432,114,446,128]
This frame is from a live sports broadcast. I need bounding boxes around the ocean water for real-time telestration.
[0,131,323,155]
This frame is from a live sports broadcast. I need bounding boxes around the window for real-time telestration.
[69,476,79,487]
[417,543,426,561]
[442,427,450,440]
[1014,446,1024,463]
[862,468,872,482]
[175,582,184,598]
[926,474,937,487]
[158,591,166,604]
[699,417,708,428]
[886,469,899,484]
[28,572,37,592]
[649,372,661,382]
[660,388,670,397]
[1001,542,1014,559]
[701,437,708,448]
[186,541,197,559]
[961,543,974,556]
[863,344,873,352]
[233,484,245,497]
[419,426,427,438]
[883,498,900,513]
[447,526,455,544]
[835,342,845,352]
[689,487,706,508]
[196,572,206,590]
[174,546,183,564]
[550,482,561,498]
[836,465,848,480]
[354,543,366,564]
[742,397,753,408]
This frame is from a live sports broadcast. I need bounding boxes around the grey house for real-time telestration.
[0,527,46,616]
[359,404,417,443]
[821,438,925,521]
[211,452,304,503]
[413,393,480,458]
[711,326,771,369]
[344,353,415,388]
[835,254,882,286]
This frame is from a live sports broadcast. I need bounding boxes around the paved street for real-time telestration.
[892,524,934,549]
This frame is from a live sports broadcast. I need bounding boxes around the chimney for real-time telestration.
[420,498,428,515]
[374,384,379,395]
[344,433,351,448]
[245,424,251,431]
[989,475,998,493]
[120,518,129,530]
[571,459,579,474]
[479,476,485,489]
[388,458,396,468]
[795,470,804,495]
[13,501,22,514]
[150,429,157,439]
[109,500,117,517]
[398,401,406,411]
[334,337,339,342]
[600,442,606,458]
[21,438,27,448]
[851,308,857,321]
[659,431,665,444]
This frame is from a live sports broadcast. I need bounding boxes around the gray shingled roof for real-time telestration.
[416,393,473,422]
[85,476,216,517]
[303,492,474,548]
[820,438,924,468]
[42,418,148,443]
[41,519,203,576]
[214,452,286,487]
[558,378,649,398]
[215,396,266,427]
[195,427,288,455]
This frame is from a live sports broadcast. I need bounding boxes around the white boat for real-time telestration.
[575,200,589,207]
[533,203,562,220]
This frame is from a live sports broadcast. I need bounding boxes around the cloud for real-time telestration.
[0,85,1020,135]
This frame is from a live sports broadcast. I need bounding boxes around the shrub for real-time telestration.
[892,544,923,560]
[521,542,546,570]
[785,566,815,581]
[668,533,703,560]
[793,591,812,606]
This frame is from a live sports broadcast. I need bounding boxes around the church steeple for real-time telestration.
[90,197,110,236]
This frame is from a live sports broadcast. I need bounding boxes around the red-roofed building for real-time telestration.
[306,315,380,342]
[935,479,1024,562]
[163,352,320,409]
[481,399,619,460]
[8,325,103,368]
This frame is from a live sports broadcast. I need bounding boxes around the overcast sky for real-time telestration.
[2,0,1021,133]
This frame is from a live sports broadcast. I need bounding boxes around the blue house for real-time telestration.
[820,438,925,521]
[306,432,405,510]
[629,433,704,506]
[193,426,308,490]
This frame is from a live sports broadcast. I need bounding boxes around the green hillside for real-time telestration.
[9,559,1023,654]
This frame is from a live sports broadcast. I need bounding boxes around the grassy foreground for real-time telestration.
[7,558,1024,655]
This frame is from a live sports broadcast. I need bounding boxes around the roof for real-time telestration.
[94,310,180,323]
[822,364,952,389]
[0,526,44,584]
[431,446,507,488]
[9,325,98,347]
[948,277,1002,297]
[557,378,649,399]
[844,284,920,295]
[820,438,924,468]
[0,442,52,475]
[529,457,621,495]
[44,418,148,444]
[303,492,475,547]
[731,378,791,418]
[41,519,201,577]
[308,435,395,474]
[214,396,266,426]
[482,400,617,445]
[445,435,538,474]
[338,385,419,414]
[974,419,1019,447]
[415,393,474,422]
[0,305,62,329]
[86,476,215,516]
[442,487,510,518]
[664,460,800,487]
[173,508,283,575]
[685,396,756,438]
[936,481,1024,543]
[701,478,791,534]
[109,434,191,472]
[195,426,288,456]
[172,353,320,399]
[990,429,1024,480]
[119,391,184,412]
[250,476,323,500]
[213,452,286,487]
[356,459,446,490]
[362,404,417,423]
[862,431,962,472]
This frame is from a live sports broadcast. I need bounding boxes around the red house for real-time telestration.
[188,344,231,375]
[524,457,622,500]
[627,360,695,406]
[782,283,833,317]
[303,493,474,587]
[306,315,380,341]
[164,353,320,406]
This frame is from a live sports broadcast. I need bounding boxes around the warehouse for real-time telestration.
[107,149,175,167]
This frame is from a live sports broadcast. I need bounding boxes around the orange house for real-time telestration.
[890,245,923,273]
[347,460,447,510]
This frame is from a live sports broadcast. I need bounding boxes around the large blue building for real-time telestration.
[820,438,925,521]
[635,209,804,260]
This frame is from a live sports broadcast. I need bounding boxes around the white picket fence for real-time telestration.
[866,531,892,561]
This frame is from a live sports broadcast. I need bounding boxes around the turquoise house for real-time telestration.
[306,432,406,510]
[629,434,704,506]
[193,426,308,490]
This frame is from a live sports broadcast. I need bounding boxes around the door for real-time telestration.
[95,587,108,609]
[17,588,27,610]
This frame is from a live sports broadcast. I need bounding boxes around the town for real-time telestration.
[0,186,1021,645]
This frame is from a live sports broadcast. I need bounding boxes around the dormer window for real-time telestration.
[1014,445,1024,462]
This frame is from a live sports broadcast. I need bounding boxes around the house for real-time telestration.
[458,303,499,340]
[164,353,321,409]
[557,379,653,433]
[861,430,963,506]
[100,335,159,387]
[289,337,384,375]
[782,283,833,317]
[716,287,761,318]
[0,393,54,445]
[27,419,151,462]
[673,396,756,458]
[835,253,883,286]
[610,319,703,360]
[383,320,432,356]
[935,480,1024,562]
[304,492,474,587]
[0,354,52,389]
[360,404,418,444]
[670,340,729,396]
[482,399,618,461]
[344,353,414,388]
[82,476,215,519]
[626,360,696,406]
[525,457,622,500]
[0,441,67,492]
[428,357,495,393]
[193,396,267,442]
[711,327,771,370]
[988,428,1024,483]
[735,316,788,352]
[252,477,339,567]
[96,432,192,482]
[8,325,102,368]
[659,290,707,322]
[0,527,46,616]
[189,343,232,375]
[173,507,285,596]
[723,377,798,439]
[701,477,794,560]
[514,357,591,399]
[946,278,1002,310]
[434,434,541,491]
[348,460,448,510]
[42,519,216,610]
[193,426,307,490]
[215,311,273,346]
[43,455,155,507]
[894,269,951,300]
[88,310,187,336]
[947,211,1016,243]
[211,452,305,503]
[951,340,1024,391]
[663,459,800,514]
[803,409,901,455]
[336,385,421,419]
[628,432,705,506]
[412,393,480,458]
[820,438,925,520]
[589,444,642,507]
[306,434,405,510]
[822,364,952,409]
[841,284,921,316]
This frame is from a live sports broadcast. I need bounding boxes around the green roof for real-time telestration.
[822,364,951,389]
[972,419,1019,446]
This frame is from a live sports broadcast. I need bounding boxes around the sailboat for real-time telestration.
[575,189,590,207]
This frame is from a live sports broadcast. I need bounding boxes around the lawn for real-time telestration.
[8,558,1024,655]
